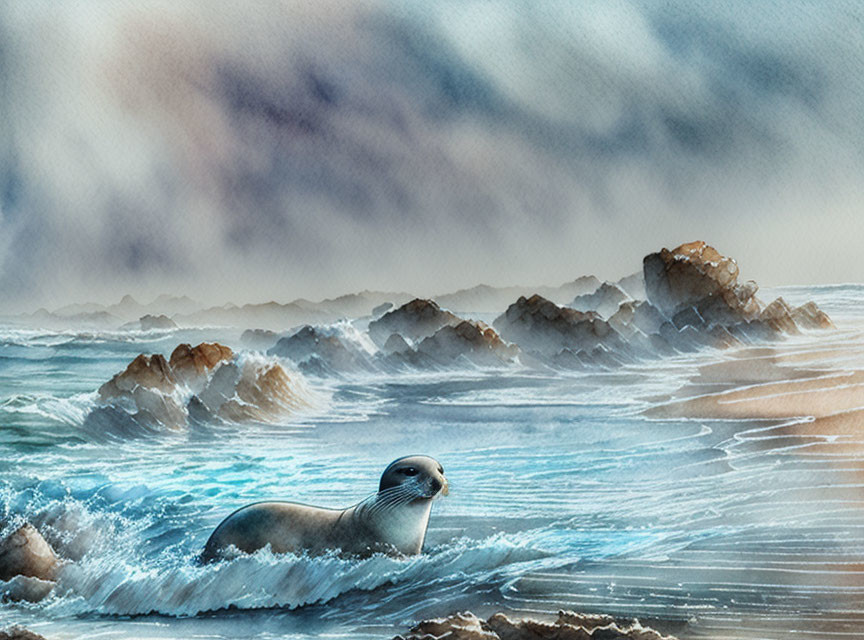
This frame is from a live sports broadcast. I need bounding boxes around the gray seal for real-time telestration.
[200,455,447,563]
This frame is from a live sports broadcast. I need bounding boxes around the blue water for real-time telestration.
[2,285,864,639]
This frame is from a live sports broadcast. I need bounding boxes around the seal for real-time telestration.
[200,455,447,563]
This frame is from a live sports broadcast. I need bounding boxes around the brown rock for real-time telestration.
[759,298,800,335]
[643,241,760,324]
[217,361,309,422]
[369,299,462,347]
[98,353,175,399]
[169,342,234,379]
[395,610,677,640]
[643,241,833,337]
[416,320,519,367]
[0,524,59,582]
[791,301,835,329]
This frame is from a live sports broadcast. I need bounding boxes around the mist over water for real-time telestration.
[1,1,864,310]
[1,285,864,639]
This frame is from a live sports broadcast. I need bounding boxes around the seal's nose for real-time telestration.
[430,478,442,493]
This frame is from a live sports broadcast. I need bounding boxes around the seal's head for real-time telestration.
[379,455,448,500]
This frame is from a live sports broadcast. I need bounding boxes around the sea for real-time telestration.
[2,284,864,639]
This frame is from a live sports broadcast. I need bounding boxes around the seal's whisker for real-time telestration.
[368,484,420,515]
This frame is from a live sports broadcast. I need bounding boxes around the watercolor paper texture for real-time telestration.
[0,2,862,639]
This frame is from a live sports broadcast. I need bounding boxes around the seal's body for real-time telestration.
[201,455,446,562]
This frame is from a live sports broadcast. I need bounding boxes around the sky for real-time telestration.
[1,1,862,310]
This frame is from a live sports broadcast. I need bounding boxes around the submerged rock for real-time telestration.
[0,524,59,583]
[394,610,677,640]
[368,299,461,347]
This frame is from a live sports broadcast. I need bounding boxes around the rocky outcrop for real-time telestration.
[0,524,59,583]
[414,321,519,368]
[169,342,234,384]
[571,282,631,318]
[368,299,462,347]
[93,342,306,430]
[95,343,234,430]
[791,301,835,329]
[644,241,760,323]
[494,295,628,364]
[194,358,310,422]
[644,241,833,337]
[139,314,177,330]
[609,301,666,338]
[99,353,176,397]
[268,326,376,376]
[394,610,677,640]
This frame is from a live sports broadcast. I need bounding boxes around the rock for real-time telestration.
[98,353,176,398]
[415,321,519,367]
[643,241,833,336]
[758,298,800,335]
[643,241,761,324]
[92,341,304,430]
[368,299,462,347]
[571,282,631,318]
[240,329,281,350]
[0,524,59,582]
[616,271,646,299]
[382,333,413,355]
[96,344,233,430]
[268,326,376,375]
[203,359,309,422]
[791,301,835,329]
[394,610,678,640]
[609,301,667,337]
[169,343,234,380]
[371,302,394,318]
[0,627,49,640]
[138,314,177,330]
[493,295,627,359]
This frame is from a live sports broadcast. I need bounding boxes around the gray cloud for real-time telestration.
[1,0,862,311]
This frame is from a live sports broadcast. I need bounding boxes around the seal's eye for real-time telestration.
[438,466,444,474]
[401,467,418,476]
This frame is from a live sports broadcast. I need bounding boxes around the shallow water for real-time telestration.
[2,285,864,639]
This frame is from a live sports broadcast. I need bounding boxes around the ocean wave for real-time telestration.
[39,534,558,617]
[0,327,184,348]
[0,393,96,427]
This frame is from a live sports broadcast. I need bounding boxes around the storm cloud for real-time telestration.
[1,1,862,310]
